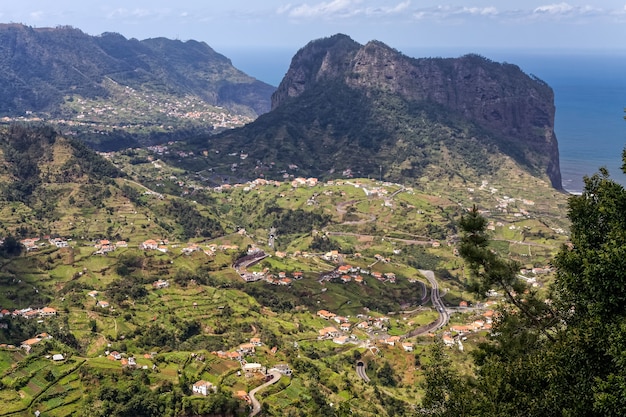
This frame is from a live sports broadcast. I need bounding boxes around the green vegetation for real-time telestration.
[0,124,576,416]
[420,158,626,416]
[0,30,587,415]
[0,24,275,151]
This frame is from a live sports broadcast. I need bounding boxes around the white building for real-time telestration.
[192,380,216,396]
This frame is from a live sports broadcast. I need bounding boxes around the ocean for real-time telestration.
[224,47,626,194]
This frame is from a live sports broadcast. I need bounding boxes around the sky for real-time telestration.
[2,0,626,54]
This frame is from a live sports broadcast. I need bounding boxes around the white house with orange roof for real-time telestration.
[482,310,495,323]
[238,343,256,354]
[141,239,159,250]
[337,265,351,274]
[450,325,472,335]
[317,310,336,320]
[333,335,349,345]
[21,337,42,353]
[152,280,170,289]
[384,272,396,283]
[472,320,485,330]
[39,307,57,317]
[49,237,68,248]
[371,272,384,281]
[192,380,216,396]
[182,243,200,255]
[318,326,339,339]
[333,316,349,324]
[20,237,40,251]
[382,336,401,346]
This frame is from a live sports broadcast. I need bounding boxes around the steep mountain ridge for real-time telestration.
[270,34,560,188]
[0,24,275,117]
[187,34,561,189]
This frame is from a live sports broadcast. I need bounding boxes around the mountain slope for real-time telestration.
[0,24,274,116]
[189,34,561,189]
[0,24,275,147]
[0,124,223,240]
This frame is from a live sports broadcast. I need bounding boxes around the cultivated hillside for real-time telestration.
[0,125,223,241]
[0,24,276,149]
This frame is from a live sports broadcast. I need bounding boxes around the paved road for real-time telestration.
[419,269,449,330]
[249,370,282,417]
[353,270,449,382]
[356,361,370,383]
[405,270,450,337]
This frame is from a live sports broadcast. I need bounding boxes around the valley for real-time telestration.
[0,27,584,417]
[0,138,569,415]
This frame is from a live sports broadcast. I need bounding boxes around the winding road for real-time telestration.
[420,270,449,329]
[356,270,449,382]
[402,270,450,338]
[249,370,282,417]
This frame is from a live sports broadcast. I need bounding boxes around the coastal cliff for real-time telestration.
[272,34,561,189]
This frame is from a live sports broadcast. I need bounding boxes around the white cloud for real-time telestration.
[364,1,410,16]
[460,7,498,16]
[277,4,293,14]
[287,0,361,19]
[30,10,45,20]
[410,5,499,20]
[533,2,575,14]
[405,3,615,23]
[529,2,607,21]
[106,8,173,20]
[275,1,620,24]
[281,0,410,19]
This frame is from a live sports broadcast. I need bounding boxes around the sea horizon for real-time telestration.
[222,47,626,194]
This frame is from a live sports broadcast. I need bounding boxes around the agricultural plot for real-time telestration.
[0,157,572,415]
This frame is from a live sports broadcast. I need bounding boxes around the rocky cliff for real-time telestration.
[272,34,561,189]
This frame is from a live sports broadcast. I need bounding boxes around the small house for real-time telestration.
[192,380,216,396]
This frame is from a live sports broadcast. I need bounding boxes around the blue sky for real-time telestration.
[3,0,626,53]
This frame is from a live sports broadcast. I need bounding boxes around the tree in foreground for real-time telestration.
[421,151,626,416]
